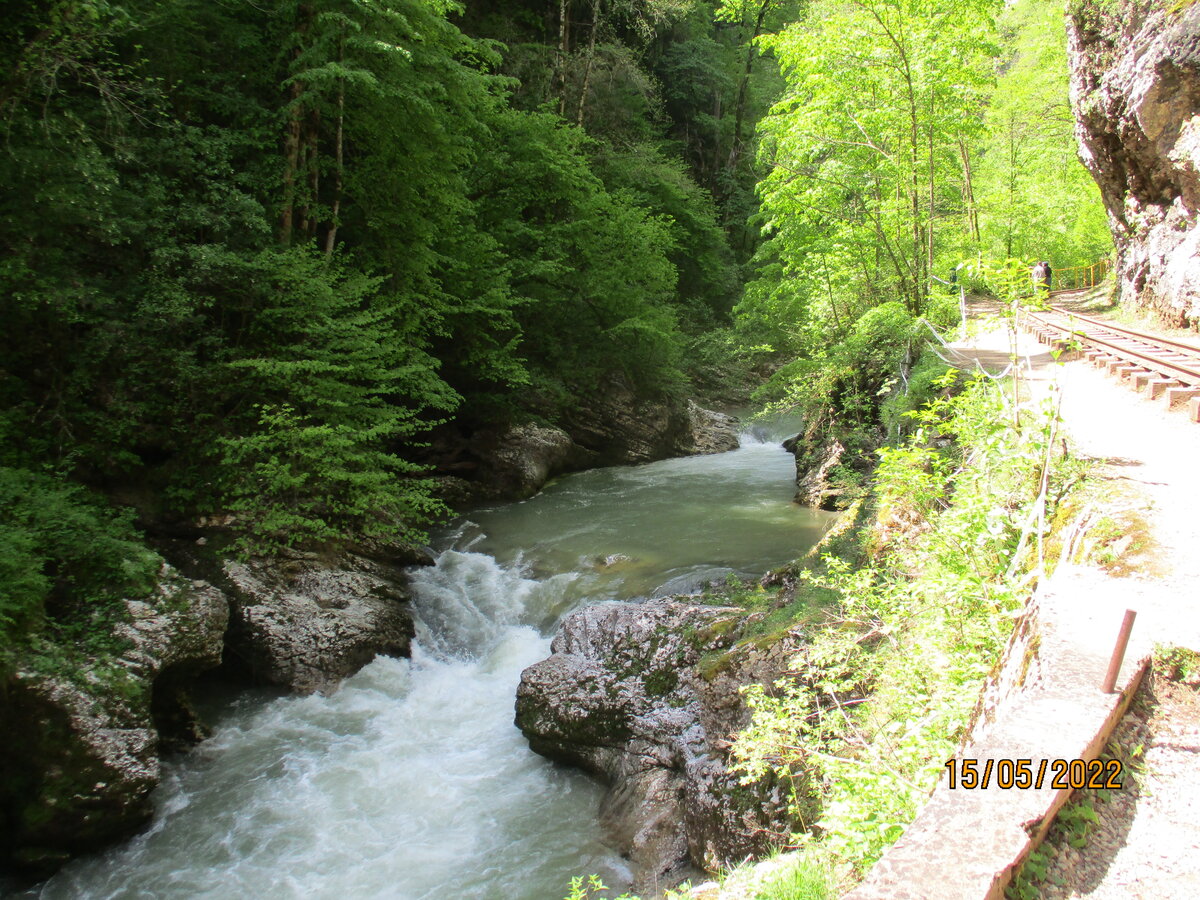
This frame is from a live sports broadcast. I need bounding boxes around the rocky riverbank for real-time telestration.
[429,392,740,504]
[516,598,812,894]
[0,568,228,877]
[0,394,744,882]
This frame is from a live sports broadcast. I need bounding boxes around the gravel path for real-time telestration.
[955,299,1200,899]
[1031,668,1200,899]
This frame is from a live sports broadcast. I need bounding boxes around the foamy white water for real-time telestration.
[29,422,830,900]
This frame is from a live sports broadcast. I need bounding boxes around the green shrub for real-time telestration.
[754,301,919,432]
[879,355,958,440]
[0,467,159,644]
[733,373,1076,872]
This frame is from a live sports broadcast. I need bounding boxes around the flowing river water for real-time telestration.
[27,424,833,900]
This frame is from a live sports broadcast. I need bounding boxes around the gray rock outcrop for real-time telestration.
[432,391,739,504]
[1068,0,1200,326]
[676,401,741,456]
[515,600,805,892]
[220,549,416,694]
[784,431,851,510]
[563,381,739,467]
[0,569,228,876]
[466,421,599,500]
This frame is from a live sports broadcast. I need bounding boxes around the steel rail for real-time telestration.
[1022,309,1200,386]
[1044,305,1200,358]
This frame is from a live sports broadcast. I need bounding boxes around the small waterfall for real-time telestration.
[734,410,802,447]
[737,424,774,445]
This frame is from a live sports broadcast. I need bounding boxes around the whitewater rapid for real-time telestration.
[29,426,831,900]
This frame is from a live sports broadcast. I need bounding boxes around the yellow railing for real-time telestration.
[1054,257,1111,291]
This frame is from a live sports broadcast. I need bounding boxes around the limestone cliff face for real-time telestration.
[515,600,806,893]
[1068,0,1200,326]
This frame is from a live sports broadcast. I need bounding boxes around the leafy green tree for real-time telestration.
[207,249,456,548]
[0,467,159,646]
[752,0,1001,325]
[594,143,739,319]
[470,109,684,402]
[973,0,1112,266]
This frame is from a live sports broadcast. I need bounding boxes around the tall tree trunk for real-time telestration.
[576,0,601,126]
[908,101,923,311]
[280,80,304,245]
[1006,118,1019,258]
[710,89,722,194]
[927,89,935,290]
[324,74,345,258]
[957,136,979,243]
[726,0,772,175]
[300,105,321,239]
[557,0,570,116]
[280,2,314,246]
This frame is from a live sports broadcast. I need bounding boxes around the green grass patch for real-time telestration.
[753,849,837,900]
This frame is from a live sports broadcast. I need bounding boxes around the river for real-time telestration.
[26,424,833,900]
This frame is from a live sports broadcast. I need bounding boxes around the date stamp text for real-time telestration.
[943,758,1123,790]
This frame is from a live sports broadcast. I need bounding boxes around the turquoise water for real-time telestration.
[29,423,832,900]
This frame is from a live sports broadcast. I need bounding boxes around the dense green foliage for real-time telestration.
[735,0,1112,424]
[713,0,1114,529]
[0,468,159,645]
[973,0,1111,263]
[2,0,765,650]
[733,372,1079,879]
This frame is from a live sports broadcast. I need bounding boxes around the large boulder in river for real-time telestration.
[0,569,228,877]
[219,548,416,694]
[469,422,599,500]
[676,401,741,456]
[1068,1,1200,326]
[563,380,739,466]
[516,600,806,892]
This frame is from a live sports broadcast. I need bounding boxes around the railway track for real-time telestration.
[1020,302,1200,424]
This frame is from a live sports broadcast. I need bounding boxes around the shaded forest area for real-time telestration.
[0,0,1112,686]
[1,0,790,654]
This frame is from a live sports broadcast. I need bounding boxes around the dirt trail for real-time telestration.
[947,301,1200,899]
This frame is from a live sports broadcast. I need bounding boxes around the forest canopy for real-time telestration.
[736,0,1111,430]
[0,0,787,650]
[0,0,1110,655]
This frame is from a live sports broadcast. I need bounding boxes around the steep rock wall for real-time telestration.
[1068,0,1200,326]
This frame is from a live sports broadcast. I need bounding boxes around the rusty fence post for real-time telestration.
[1102,609,1137,693]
